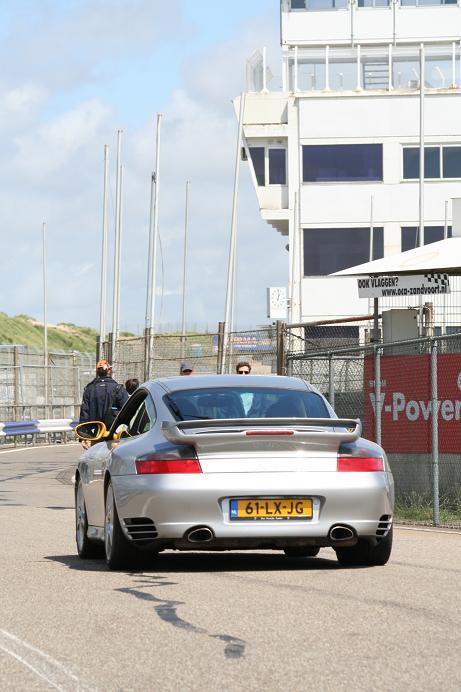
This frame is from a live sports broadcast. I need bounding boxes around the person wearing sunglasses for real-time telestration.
[236,361,251,375]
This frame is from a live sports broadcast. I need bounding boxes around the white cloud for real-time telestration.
[0,1,285,333]
[11,99,112,179]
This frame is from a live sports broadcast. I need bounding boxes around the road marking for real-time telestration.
[0,443,79,455]
[0,628,95,691]
[396,525,461,535]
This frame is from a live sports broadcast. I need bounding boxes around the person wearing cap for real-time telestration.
[79,359,128,432]
[180,361,194,376]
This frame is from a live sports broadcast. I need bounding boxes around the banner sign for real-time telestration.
[212,334,271,353]
[364,354,461,453]
[357,273,450,299]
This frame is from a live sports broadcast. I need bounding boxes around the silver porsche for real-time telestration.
[75,374,394,570]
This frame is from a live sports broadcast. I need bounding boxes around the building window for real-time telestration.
[249,146,287,186]
[403,146,461,180]
[249,147,265,186]
[443,147,461,178]
[401,226,452,253]
[291,0,348,8]
[400,0,456,5]
[303,144,383,183]
[358,0,390,6]
[303,227,384,276]
[269,149,286,184]
[403,147,440,179]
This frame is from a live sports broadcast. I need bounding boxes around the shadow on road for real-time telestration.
[45,551,341,573]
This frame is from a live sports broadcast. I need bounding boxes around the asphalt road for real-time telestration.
[1,444,460,692]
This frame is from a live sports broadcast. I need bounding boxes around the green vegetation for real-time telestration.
[395,492,461,526]
[0,313,98,352]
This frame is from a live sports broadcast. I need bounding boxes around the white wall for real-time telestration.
[297,92,461,229]
[298,92,461,140]
[301,276,367,320]
[281,5,461,46]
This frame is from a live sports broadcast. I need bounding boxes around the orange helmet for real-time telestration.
[96,359,111,372]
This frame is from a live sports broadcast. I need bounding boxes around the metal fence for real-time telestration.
[0,345,94,422]
[102,326,280,382]
[287,331,461,528]
[4,324,461,529]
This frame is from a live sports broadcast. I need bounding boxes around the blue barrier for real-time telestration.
[0,419,78,440]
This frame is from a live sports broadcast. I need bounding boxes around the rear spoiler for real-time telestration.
[161,417,361,445]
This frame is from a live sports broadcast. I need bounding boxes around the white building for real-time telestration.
[238,0,461,333]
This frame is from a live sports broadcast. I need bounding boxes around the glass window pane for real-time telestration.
[401,226,418,252]
[403,147,440,179]
[249,147,265,186]
[372,227,384,260]
[291,0,306,7]
[269,149,286,185]
[303,227,384,275]
[426,148,440,178]
[401,226,452,252]
[393,58,419,89]
[402,0,458,4]
[307,0,348,7]
[443,147,461,178]
[298,60,326,90]
[358,0,390,5]
[166,386,329,420]
[329,59,356,90]
[303,144,383,182]
[426,57,451,88]
[403,149,419,179]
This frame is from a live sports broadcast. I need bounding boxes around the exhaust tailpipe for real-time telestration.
[329,525,355,542]
[186,526,214,543]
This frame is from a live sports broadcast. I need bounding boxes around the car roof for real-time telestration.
[146,374,313,394]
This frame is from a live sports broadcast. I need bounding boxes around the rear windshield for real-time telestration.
[165,387,330,421]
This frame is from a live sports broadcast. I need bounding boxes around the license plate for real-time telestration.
[229,498,313,521]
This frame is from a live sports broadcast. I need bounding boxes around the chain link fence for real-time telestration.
[0,345,94,422]
[287,330,461,528]
[6,321,459,528]
[103,327,280,382]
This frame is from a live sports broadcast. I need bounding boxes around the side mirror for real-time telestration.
[75,421,109,441]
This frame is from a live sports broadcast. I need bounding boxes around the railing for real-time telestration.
[248,41,461,93]
[0,418,78,446]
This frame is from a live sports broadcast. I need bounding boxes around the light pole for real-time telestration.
[181,180,190,361]
[145,113,162,379]
[111,129,123,361]
[99,144,109,355]
[42,221,48,413]
[223,92,245,372]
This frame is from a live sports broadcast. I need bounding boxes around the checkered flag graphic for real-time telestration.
[424,273,450,287]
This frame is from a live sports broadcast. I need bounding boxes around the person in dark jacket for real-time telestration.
[79,359,128,428]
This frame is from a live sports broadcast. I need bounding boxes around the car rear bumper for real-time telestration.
[111,471,394,549]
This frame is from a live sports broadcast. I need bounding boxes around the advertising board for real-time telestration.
[364,354,461,453]
[357,273,450,299]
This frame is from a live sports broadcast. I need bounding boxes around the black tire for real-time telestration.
[335,526,393,567]
[104,481,138,570]
[75,478,103,558]
[283,547,320,558]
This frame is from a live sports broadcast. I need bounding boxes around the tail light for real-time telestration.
[337,456,384,472]
[136,458,202,474]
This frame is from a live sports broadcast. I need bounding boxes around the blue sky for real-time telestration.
[0,0,285,334]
